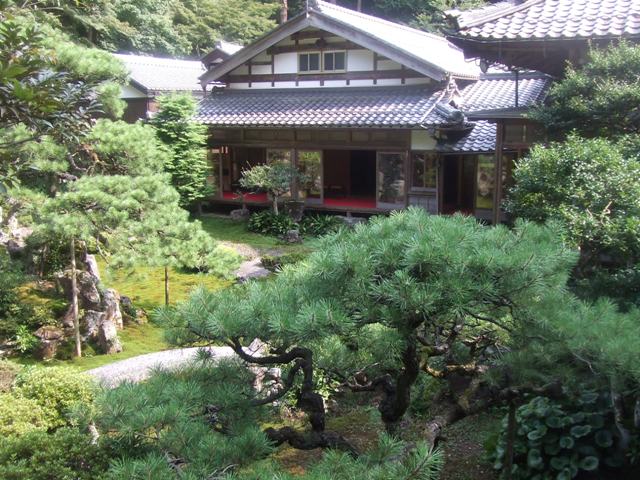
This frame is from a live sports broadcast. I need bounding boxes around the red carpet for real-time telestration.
[222,192,268,202]
[323,197,376,209]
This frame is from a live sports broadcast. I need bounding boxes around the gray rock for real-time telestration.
[98,319,122,355]
[102,288,123,330]
[235,258,270,282]
[83,310,105,340]
[84,254,101,281]
[283,229,302,244]
[230,208,250,221]
[57,270,101,310]
[34,326,64,360]
[78,271,102,310]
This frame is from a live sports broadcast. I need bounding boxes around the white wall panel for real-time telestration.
[274,53,297,74]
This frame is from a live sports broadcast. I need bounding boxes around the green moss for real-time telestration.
[98,261,231,312]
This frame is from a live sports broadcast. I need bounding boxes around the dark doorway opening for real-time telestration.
[323,150,376,208]
[442,155,475,214]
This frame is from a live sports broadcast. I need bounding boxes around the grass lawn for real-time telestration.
[197,215,314,255]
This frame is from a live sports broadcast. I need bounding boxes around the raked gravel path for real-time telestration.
[86,346,235,388]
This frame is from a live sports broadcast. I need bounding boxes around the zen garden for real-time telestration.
[2,0,640,479]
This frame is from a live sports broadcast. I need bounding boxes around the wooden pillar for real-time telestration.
[492,121,505,225]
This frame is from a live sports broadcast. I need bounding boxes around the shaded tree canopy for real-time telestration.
[531,42,640,139]
[8,0,280,57]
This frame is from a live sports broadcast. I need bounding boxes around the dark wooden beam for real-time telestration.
[224,69,425,84]
[291,30,339,41]
[267,41,361,55]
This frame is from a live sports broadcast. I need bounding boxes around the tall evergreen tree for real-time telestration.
[152,94,213,209]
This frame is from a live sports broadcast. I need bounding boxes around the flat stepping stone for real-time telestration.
[235,257,271,281]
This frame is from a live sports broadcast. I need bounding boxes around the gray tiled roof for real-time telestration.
[460,72,552,114]
[197,86,449,128]
[452,0,640,40]
[115,54,205,93]
[439,121,496,153]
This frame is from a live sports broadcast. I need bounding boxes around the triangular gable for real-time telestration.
[199,1,478,87]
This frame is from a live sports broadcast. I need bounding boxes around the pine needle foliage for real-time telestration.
[163,209,578,434]
[96,358,273,479]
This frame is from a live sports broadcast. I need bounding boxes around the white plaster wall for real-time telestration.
[120,84,147,99]
[348,50,373,71]
[252,65,271,75]
[405,78,432,85]
[274,53,297,74]
[378,59,402,71]
[297,80,322,88]
[376,78,403,86]
[349,79,374,87]
[411,130,438,150]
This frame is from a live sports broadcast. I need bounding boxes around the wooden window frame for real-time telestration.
[298,51,321,74]
[323,50,347,72]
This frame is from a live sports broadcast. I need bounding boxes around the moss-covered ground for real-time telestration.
[13,215,313,369]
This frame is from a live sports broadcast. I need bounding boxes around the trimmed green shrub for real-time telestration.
[14,367,96,428]
[299,214,343,237]
[0,394,51,436]
[0,427,109,480]
[247,210,296,237]
[491,394,626,479]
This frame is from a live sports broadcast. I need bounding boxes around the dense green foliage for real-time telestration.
[0,393,51,436]
[248,211,344,237]
[0,253,38,342]
[93,356,443,479]
[14,367,96,428]
[241,437,443,480]
[505,135,640,267]
[0,5,126,187]
[10,0,279,57]
[505,135,640,307]
[247,210,297,236]
[85,120,167,176]
[152,94,212,207]
[299,213,344,237]
[491,394,626,479]
[531,42,640,139]
[0,427,109,480]
[95,359,274,479]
